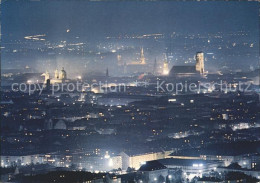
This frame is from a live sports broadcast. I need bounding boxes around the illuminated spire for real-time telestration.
[195,52,204,74]
[54,69,59,79]
[162,53,169,75]
[117,54,122,65]
[140,47,146,64]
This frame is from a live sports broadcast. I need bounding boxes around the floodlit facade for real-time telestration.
[195,52,205,74]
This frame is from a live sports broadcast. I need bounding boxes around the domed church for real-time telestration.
[42,67,68,84]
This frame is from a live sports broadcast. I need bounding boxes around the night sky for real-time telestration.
[1,1,259,71]
[2,1,259,39]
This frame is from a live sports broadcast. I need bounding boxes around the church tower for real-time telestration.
[162,53,169,75]
[196,52,204,74]
[140,47,146,64]
[54,69,59,79]
[117,54,122,66]
[42,71,50,83]
[59,67,67,80]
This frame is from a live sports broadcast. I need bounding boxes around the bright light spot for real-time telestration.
[77,76,82,80]
[163,70,169,75]
[108,159,113,167]
[168,175,172,179]
[104,151,110,159]
[141,161,146,165]
[168,99,176,102]
[66,29,70,33]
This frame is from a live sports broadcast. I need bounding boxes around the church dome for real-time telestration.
[59,67,67,80]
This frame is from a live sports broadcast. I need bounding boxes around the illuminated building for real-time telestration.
[129,47,146,65]
[126,47,148,73]
[119,150,172,170]
[158,158,222,180]
[58,67,67,80]
[169,66,198,76]
[1,154,44,167]
[140,47,146,64]
[42,67,68,84]
[195,52,204,74]
[169,52,205,77]
[54,69,59,79]
[138,160,168,183]
[162,53,169,75]
[117,54,122,65]
[41,71,50,83]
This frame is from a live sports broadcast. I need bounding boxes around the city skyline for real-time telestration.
[1,1,259,74]
[1,1,260,183]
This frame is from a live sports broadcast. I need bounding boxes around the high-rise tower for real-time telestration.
[195,52,204,74]
[140,47,146,64]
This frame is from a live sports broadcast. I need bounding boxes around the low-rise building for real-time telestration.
[138,160,168,183]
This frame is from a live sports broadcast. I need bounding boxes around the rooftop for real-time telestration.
[139,160,167,171]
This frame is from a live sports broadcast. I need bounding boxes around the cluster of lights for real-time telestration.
[24,34,46,41]
[192,163,203,167]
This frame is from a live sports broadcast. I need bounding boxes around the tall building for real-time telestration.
[169,52,204,77]
[117,54,122,66]
[126,47,147,73]
[140,47,146,64]
[162,53,169,75]
[195,52,204,74]
[54,69,59,79]
[59,67,67,80]
[42,71,50,83]
[42,67,68,84]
